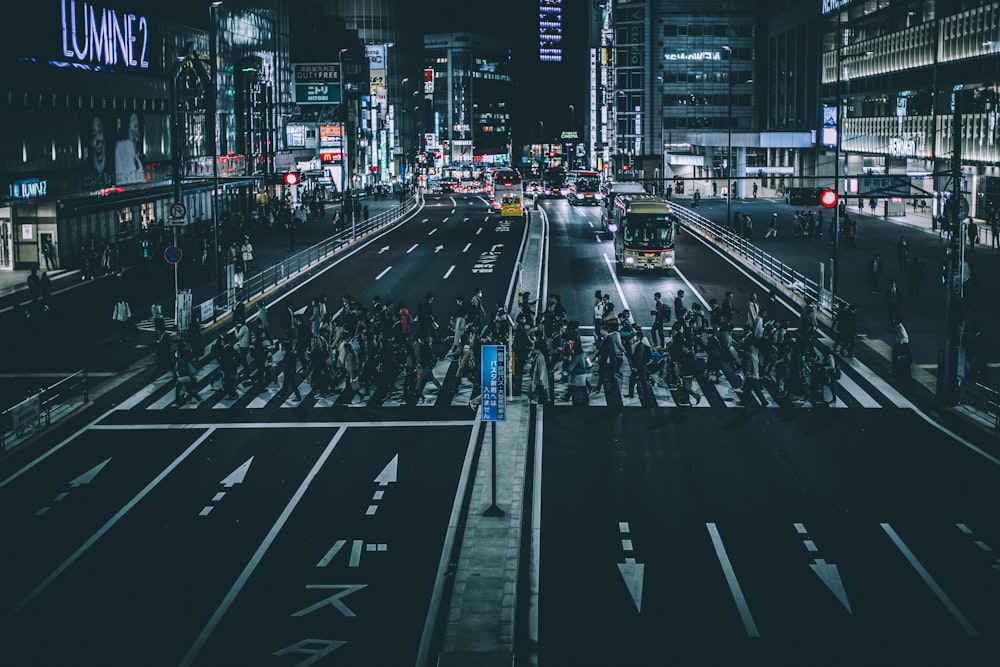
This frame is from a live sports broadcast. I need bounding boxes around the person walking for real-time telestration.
[172,347,202,406]
[26,268,41,303]
[240,235,254,271]
[112,296,132,342]
[528,340,551,404]
[884,280,904,329]
[765,213,778,240]
[627,328,652,399]
[868,254,883,294]
[966,217,979,252]
[675,342,703,405]
[649,292,669,349]
[415,336,443,403]
[745,293,760,331]
[39,271,52,311]
[278,340,302,402]
[896,236,909,272]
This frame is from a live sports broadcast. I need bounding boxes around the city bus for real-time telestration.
[608,194,677,273]
[567,170,603,205]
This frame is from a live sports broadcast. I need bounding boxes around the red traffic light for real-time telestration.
[283,172,299,186]
[622,165,629,172]
[819,189,838,208]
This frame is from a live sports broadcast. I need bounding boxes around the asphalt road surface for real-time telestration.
[538,406,1000,666]
[0,421,475,665]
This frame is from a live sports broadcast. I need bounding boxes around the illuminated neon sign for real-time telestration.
[60,0,150,70]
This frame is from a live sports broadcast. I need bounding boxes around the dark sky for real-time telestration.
[428,0,590,146]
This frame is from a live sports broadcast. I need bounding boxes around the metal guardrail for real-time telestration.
[671,204,848,323]
[1,370,89,453]
[960,382,1000,430]
[674,204,1000,424]
[199,195,420,326]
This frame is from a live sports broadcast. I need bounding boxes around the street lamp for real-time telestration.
[722,45,733,229]
[209,1,223,290]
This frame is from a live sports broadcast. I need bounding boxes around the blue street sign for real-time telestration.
[164,246,182,264]
[480,344,507,422]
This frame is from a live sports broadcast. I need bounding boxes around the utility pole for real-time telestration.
[940,91,965,405]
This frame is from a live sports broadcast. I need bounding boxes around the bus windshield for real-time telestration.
[623,214,675,245]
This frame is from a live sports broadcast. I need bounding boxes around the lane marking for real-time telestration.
[181,428,348,665]
[442,217,450,223]
[463,242,472,253]
[1,429,216,628]
[476,227,483,235]
[428,228,438,236]
[601,253,632,313]
[407,244,419,253]
[881,522,978,636]
[707,523,760,637]
[375,266,392,280]
[443,265,455,279]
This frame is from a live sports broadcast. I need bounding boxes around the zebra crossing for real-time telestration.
[114,340,906,413]
[115,357,468,412]
[550,339,903,409]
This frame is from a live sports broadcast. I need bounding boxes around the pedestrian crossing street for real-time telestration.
[114,340,910,413]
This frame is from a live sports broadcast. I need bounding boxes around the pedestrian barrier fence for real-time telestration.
[675,204,1000,422]
[201,195,420,327]
[1,369,89,453]
[671,205,848,322]
[960,382,1000,430]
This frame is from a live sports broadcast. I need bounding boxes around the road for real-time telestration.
[2,193,999,666]
[538,406,1000,665]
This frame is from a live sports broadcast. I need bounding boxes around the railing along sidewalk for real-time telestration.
[1,370,90,454]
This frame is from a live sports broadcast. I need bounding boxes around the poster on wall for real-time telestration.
[81,111,147,188]
[82,111,116,189]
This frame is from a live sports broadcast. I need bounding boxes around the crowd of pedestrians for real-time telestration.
[163,284,521,408]
[512,288,853,409]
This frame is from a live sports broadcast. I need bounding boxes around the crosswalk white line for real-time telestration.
[117,372,172,409]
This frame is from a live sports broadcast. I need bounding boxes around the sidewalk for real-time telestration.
[0,196,407,410]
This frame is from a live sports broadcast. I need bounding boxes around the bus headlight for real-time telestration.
[624,256,636,265]
[575,193,584,199]
[608,223,618,232]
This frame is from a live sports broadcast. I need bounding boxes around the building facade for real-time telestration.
[0,0,292,273]
[424,33,514,171]
[820,0,1000,221]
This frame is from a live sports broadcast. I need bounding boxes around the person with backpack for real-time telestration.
[649,291,670,349]
[172,346,202,406]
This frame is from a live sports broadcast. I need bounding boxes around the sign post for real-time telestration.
[480,344,507,517]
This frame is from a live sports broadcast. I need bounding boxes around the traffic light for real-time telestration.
[622,164,629,172]
[547,151,556,158]
[283,171,299,186]
[819,189,838,208]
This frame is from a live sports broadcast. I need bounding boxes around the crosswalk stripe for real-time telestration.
[124,340,900,412]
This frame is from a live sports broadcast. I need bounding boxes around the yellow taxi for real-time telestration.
[500,194,524,219]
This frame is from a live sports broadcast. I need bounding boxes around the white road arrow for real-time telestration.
[809,558,853,613]
[70,458,111,487]
[379,246,390,254]
[221,457,253,487]
[618,560,645,612]
[490,243,504,252]
[434,245,444,253]
[375,454,398,486]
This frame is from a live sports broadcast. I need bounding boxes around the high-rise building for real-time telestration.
[424,33,513,169]
[820,0,1000,221]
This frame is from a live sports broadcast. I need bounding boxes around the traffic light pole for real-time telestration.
[940,95,965,406]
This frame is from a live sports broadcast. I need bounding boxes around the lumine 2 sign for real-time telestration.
[60,0,151,70]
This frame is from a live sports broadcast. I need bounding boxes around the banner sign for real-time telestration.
[480,345,507,422]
